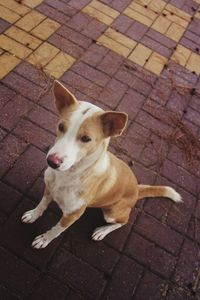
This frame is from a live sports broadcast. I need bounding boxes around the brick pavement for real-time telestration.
[0,0,200,299]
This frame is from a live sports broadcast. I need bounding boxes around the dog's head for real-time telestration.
[47,80,128,171]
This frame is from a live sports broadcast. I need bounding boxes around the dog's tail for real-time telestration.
[138,185,182,202]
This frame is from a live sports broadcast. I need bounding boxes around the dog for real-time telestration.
[21,80,182,249]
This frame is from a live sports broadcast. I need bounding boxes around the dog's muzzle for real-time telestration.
[47,154,63,169]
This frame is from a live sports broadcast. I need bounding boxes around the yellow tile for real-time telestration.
[195,10,200,20]
[145,52,167,75]
[148,0,166,13]
[97,35,131,57]
[129,43,152,66]
[0,34,32,59]
[135,0,151,5]
[151,16,171,34]
[171,45,191,66]
[105,28,137,49]
[82,6,113,25]
[26,42,59,67]
[129,2,157,20]
[44,52,76,79]
[0,5,20,23]
[186,52,200,75]
[31,18,60,40]
[89,0,119,19]
[22,0,43,8]
[0,0,30,16]
[15,10,46,32]
[0,52,20,79]
[166,23,185,42]
[163,9,188,28]
[165,4,191,21]
[124,7,153,26]
[5,26,42,50]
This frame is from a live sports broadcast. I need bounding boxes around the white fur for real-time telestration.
[47,101,102,171]
[94,151,110,175]
[164,187,182,202]
[92,224,122,241]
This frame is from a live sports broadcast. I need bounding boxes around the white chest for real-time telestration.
[44,167,85,215]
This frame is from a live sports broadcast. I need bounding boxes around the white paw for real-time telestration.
[21,209,39,224]
[32,234,50,249]
[92,226,108,241]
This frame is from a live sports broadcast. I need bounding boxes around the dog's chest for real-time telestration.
[44,168,85,214]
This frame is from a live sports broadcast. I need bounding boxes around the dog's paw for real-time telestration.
[32,234,50,249]
[21,209,39,224]
[92,226,108,241]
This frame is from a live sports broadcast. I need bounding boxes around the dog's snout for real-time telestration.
[47,154,63,169]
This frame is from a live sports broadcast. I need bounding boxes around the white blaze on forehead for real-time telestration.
[48,101,103,170]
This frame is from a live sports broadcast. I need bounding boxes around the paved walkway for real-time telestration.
[0,0,200,299]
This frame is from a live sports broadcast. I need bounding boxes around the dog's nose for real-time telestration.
[47,154,63,169]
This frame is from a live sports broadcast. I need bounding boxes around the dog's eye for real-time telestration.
[58,123,65,132]
[80,135,92,143]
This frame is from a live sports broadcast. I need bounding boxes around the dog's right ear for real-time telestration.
[53,80,77,113]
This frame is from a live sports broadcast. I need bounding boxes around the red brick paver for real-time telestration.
[0,0,200,299]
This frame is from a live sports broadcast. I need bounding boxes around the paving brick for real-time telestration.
[57,25,92,49]
[190,95,200,113]
[0,285,21,300]
[48,33,85,58]
[67,11,92,32]
[126,20,148,42]
[184,107,200,127]
[124,7,153,27]
[0,82,16,109]
[67,291,86,300]
[44,0,77,17]
[125,231,176,277]
[150,77,172,105]
[99,78,128,108]
[132,161,157,185]
[68,0,91,10]
[0,52,20,80]
[49,248,106,299]
[117,88,145,118]
[1,0,30,16]
[188,18,200,36]
[23,0,43,8]
[14,119,54,152]
[31,18,60,41]
[0,128,7,142]
[134,271,168,300]
[174,238,200,287]
[27,176,44,202]
[36,3,70,23]
[27,42,59,67]
[0,181,21,215]
[0,34,32,59]
[2,72,43,102]
[82,18,107,40]
[0,94,32,130]
[134,212,183,254]
[0,134,28,178]
[180,36,200,53]
[111,14,133,33]
[161,159,199,194]
[129,43,152,67]
[72,61,110,87]
[0,17,10,33]
[14,61,53,88]
[145,51,168,75]
[38,88,56,113]
[5,26,42,50]
[82,44,108,67]
[27,106,58,134]
[141,36,173,58]
[0,198,63,269]
[0,5,20,24]
[111,0,132,12]
[144,195,171,221]
[30,276,69,300]
[4,145,46,191]
[0,246,39,296]
[166,285,194,300]
[187,217,200,244]
[183,30,200,47]
[147,28,177,48]
[103,255,143,300]
[61,70,102,99]
[15,10,46,32]
[166,90,190,114]
[98,50,124,76]
[63,221,119,273]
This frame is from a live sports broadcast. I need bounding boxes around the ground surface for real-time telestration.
[0,0,200,299]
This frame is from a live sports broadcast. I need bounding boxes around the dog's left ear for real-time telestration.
[53,80,77,113]
[100,111,128,137]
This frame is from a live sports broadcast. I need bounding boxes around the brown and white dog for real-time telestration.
[21,80,182,249]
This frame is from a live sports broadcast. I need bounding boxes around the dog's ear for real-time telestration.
[53,80,77,113]
[100,111,128,137]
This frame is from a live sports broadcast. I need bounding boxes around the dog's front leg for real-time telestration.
[21,188,52,224]
[32,206,86,249]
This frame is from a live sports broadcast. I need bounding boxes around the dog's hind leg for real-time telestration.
[21,188,52,224]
